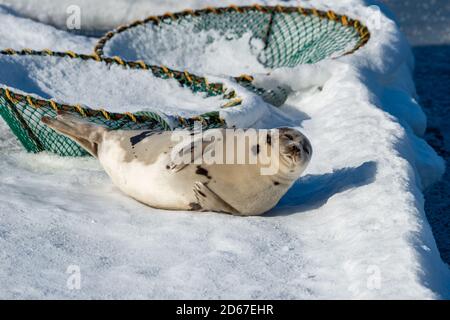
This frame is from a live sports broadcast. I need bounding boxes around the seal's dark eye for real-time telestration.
[284,134,294,140]
[302,145,310,155]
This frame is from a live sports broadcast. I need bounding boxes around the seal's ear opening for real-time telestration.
[41,112,107,158]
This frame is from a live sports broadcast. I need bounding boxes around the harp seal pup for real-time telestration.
[41,113,312,216]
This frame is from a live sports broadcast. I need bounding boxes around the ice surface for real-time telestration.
[0,0,449,299]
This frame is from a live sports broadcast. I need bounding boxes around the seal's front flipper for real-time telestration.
[193,182,240,215]
[41,112,108,157]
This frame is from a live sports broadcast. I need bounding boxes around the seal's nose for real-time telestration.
[291,144,301,154]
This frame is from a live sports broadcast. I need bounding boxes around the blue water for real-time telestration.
[414,45,450,264]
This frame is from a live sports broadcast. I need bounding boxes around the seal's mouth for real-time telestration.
[283,147,302,165]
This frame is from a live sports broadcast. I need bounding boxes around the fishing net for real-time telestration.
[0,50,236,156]
[95,5,370,104]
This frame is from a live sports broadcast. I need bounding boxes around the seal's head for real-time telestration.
[269,127,312,177]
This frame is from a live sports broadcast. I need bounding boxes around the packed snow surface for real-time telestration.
[104,29,269,77]
[0,0,449,299]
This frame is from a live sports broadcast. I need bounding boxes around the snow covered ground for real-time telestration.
[0,0,449,299]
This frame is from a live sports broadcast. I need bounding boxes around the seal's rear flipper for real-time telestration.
[41,112,108,157]
[193,182,240,215]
